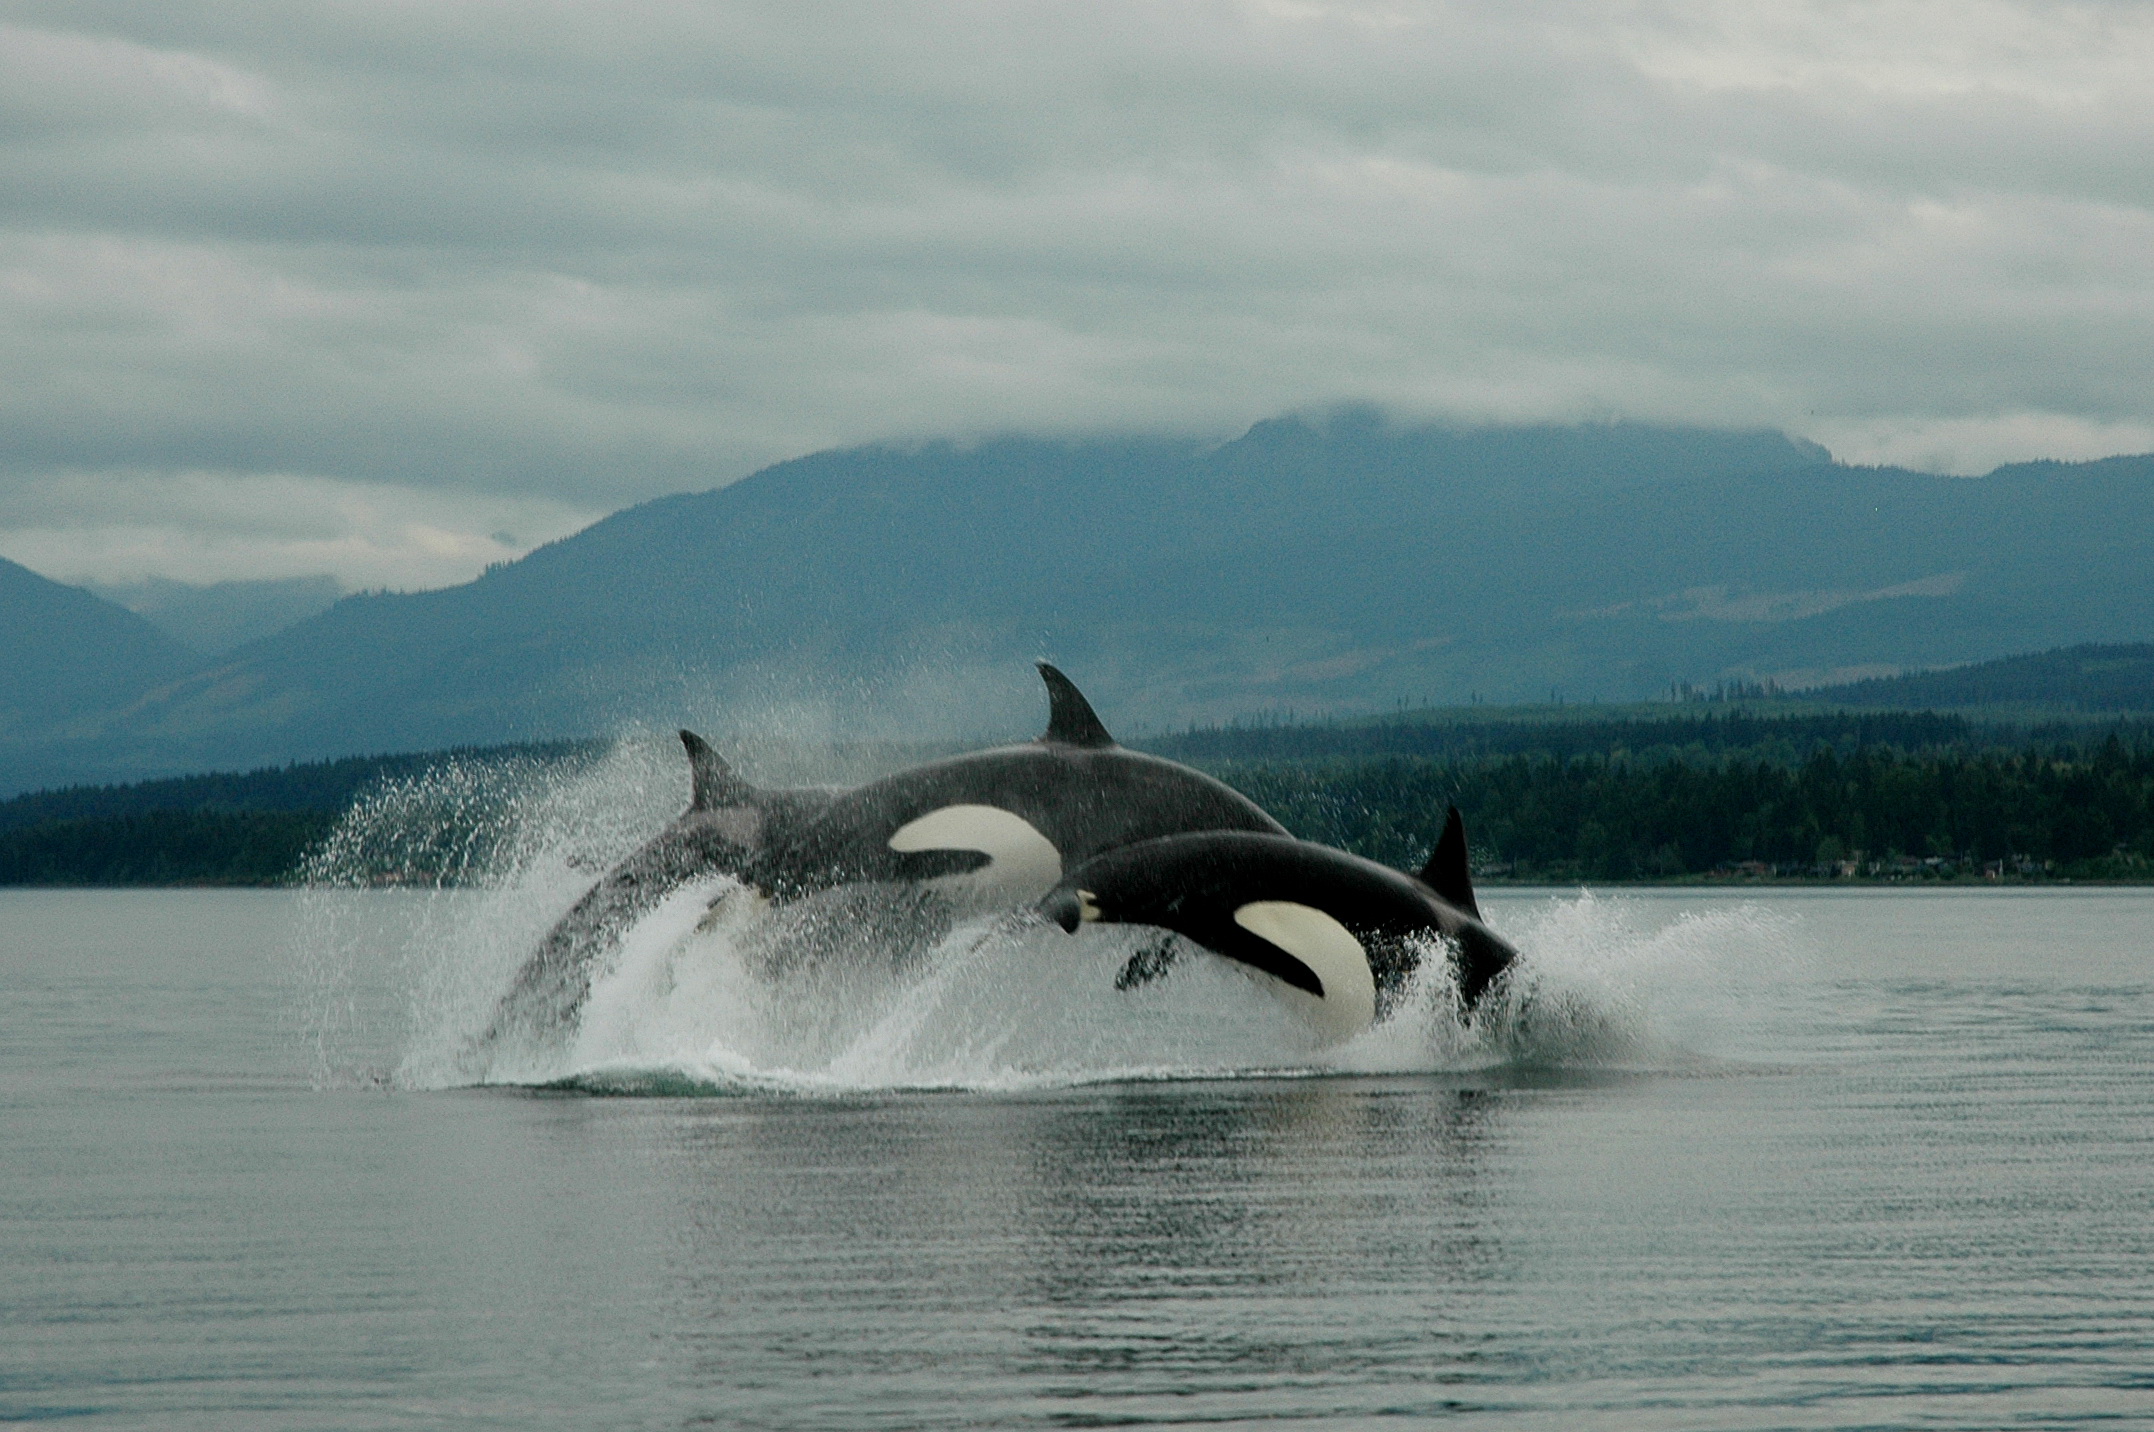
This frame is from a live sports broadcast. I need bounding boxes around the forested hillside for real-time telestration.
[0,742,598,886]
[1805,643,2154,712]
[1153,708,1995,764]
[1223,742,2154,882]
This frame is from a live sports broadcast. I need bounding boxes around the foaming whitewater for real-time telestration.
[297,742,1811,1094]
[1471,891,1812,1071]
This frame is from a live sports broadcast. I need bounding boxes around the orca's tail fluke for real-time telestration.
[1418,806,1482,920]
[680,730,756,810]
[1036,662,1117,749]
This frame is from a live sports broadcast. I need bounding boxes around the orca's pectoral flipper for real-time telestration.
[680,730,756,811]
[1417,805,1481,919]
[1036,662,1116,749]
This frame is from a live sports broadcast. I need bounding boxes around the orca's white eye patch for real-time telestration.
[1232,900,1377,1039]
[887,804,1063,902]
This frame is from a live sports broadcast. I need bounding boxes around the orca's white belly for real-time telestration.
[887,805,1065,909]
[1232,900,1378,1040]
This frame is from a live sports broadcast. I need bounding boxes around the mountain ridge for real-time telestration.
[7,414,2152,792]
[1804,642,2154,712]
[0,557,198,741]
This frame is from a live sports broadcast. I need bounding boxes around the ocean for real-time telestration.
[4,884,2150,1429]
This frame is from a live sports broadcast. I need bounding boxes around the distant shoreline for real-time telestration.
[6,711,2149,890]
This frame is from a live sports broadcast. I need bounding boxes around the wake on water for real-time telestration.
[295,736,1811,1096]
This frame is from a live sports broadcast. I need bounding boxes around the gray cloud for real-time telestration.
[2,0,2151,585]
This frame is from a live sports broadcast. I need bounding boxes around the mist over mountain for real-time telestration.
[87,576,346,656]
[7,415,2154,792]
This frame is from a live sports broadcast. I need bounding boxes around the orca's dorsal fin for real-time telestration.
[1418,806,1481,919]
[680,730,753,810]
[1036,662,1116,748]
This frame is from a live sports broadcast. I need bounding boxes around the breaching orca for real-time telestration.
[480,663,1289,1054]
[477,739,841,1054]
[736,663,1287,908]
[1037,810,1517,1040]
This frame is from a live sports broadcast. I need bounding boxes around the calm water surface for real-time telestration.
[3,886,2151,1429]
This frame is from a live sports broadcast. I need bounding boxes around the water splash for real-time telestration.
[296,739,679,1089]
[1471,891,1810,1071]
[297,748,1810,1094]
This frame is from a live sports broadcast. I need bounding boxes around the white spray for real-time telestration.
[296,741,1811,1094]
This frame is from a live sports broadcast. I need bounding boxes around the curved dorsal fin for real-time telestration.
[680,730,753,810]
[1418,805,1481,919]
[1036,662,1116,748]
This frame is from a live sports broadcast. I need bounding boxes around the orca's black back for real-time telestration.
[757,744,1285,894]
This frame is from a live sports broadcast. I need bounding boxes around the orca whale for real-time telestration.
[475,735,840,1055]
[480,663,1289,1054]
[735,663,1287,908]
[1037,810,1517,1039]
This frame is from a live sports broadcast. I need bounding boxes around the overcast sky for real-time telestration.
[3,0,2151,591]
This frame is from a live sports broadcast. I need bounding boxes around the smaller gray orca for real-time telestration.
[1037,810,1517,1039]
[479,663,1289,1056]
[477,735,840,1052]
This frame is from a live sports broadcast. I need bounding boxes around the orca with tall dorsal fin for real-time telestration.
[738,661,1286,908]
[1419,806,1481,920]
[478,663,1289,1061]
[1037,811,1515,1042]
[1037,661,1116,748]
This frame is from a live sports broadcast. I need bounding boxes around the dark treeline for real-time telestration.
[1807,642,2154,712]
[6,722,2154,887]
[1211,737,2154,882]
[0,741,600,886]
[1146,709,2153,766]
[0,810,341,886]
[0,740,601,833]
